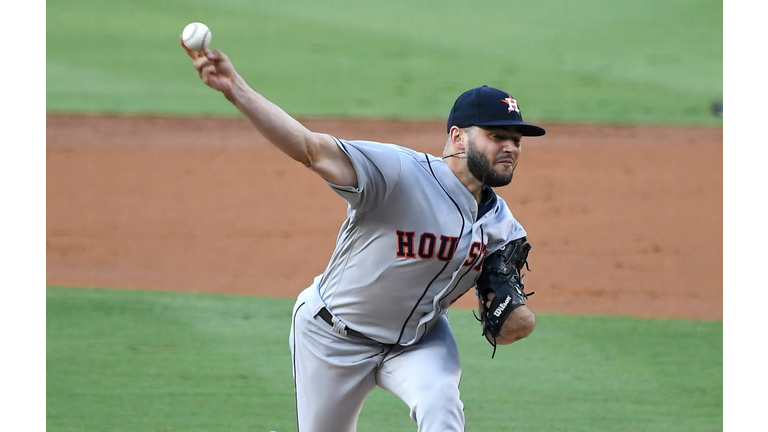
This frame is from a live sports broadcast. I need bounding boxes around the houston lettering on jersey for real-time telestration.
[396,230,486,271]
[396,230,459,261]
[462,241,487,271]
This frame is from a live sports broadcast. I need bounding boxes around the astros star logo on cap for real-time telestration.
[502,95,519,114]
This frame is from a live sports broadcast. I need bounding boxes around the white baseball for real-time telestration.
[182,22,212,51]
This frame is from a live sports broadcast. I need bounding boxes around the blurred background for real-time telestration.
[46,0,722,124]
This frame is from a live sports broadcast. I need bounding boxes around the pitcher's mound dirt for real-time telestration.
[46,115,722,320]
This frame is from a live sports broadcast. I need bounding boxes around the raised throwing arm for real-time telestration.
[181,39,357,187]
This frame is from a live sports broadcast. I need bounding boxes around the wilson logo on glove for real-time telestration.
[493,295,512,317]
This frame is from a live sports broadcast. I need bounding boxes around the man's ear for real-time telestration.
[449,126,466,150]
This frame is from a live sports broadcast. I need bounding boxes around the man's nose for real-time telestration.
[502,140,519,154]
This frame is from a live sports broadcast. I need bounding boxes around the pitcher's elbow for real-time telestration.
[496,306,536,345]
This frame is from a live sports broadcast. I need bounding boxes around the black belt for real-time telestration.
[318,307,375,342]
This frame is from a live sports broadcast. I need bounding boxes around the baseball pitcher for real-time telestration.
[183,39,544,432]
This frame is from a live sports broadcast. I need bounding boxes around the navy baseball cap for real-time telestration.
[447,85,546,136]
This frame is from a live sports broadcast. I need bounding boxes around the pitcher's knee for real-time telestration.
[411,382,464,428]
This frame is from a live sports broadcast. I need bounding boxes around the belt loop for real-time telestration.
[331,315,348,336]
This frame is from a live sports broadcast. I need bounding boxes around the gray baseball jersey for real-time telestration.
[301,137,526,345]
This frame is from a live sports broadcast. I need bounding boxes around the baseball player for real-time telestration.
[183,41,544,432]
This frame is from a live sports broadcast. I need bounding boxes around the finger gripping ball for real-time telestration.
[182,22,212,51]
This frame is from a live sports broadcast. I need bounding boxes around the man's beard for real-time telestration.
[465,139,514,187]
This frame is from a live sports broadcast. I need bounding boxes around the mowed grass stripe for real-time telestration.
[46,0,722,125]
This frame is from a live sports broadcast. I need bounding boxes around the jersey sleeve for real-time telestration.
[484,196,528,254]
[326,137,403,213]
[508,218,527,242]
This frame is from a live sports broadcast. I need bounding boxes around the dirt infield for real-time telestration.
[46,114,722,320]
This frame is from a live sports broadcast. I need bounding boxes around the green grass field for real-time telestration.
[47,287,722,432]
[46,0,722,125]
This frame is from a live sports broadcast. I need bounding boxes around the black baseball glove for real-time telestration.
[475,237,534,358]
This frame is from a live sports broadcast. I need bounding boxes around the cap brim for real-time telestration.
[475,121,546,137]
